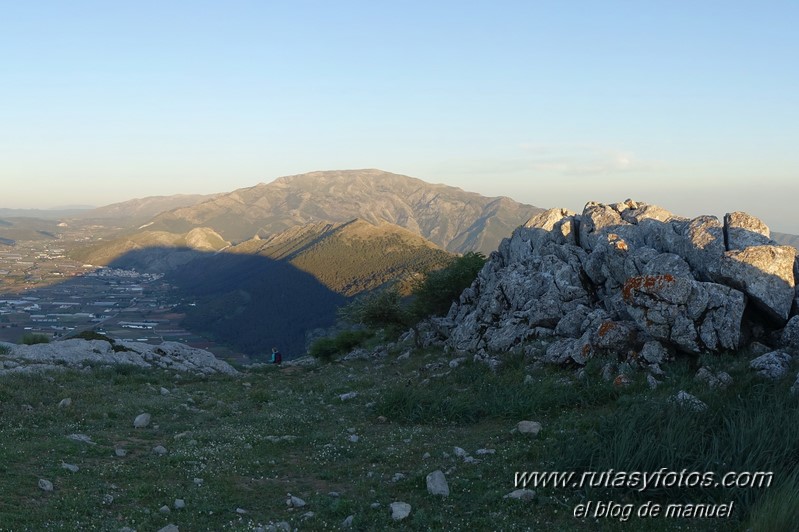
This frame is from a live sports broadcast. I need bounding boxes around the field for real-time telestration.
[0,343,797,531]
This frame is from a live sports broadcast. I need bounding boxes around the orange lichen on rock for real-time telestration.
[622,274,676,302]
[597,321,617,338]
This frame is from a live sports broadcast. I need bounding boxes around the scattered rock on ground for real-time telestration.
[426,470,450,497]
[390,502,411,521]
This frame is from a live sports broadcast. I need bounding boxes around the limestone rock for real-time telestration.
[504,489,536,502]
[670,391,708,412]
[719,245,796,322]
[750,351,792,380]
[390,501,411,521]
[782,316,799,352]
[724,211,773,250]
[517,421,542,436]
[134,413,151,428]
[426,470,450,497]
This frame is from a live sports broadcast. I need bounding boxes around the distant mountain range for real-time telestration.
[774,232,799,249]
[76,194,220,224]
[140,169,542,255]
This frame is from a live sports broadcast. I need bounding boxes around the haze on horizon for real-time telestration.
[2,1,797,232]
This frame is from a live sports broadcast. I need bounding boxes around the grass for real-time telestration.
[0,345,796,530]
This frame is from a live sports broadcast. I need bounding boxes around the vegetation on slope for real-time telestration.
[0,344,796,530]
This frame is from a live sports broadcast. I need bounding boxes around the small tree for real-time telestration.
[337,285,411,333]
[410,251,486,319]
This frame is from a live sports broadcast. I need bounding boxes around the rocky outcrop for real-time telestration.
[442,200,798,366]
[0,339,238,376]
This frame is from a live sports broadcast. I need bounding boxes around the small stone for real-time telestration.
[236,508,248,514]
[390,501,411,521]
[392,473,406,482]
[504,489,536,502]
[328,491,340,497]
[523,374,534,385]
[193,478,204,486]
[376,416,388,423]
[38,479,54,492]
[102,494,114,505]
[287,494,306,507]
[157,525,179,532]
[61,462,79,473]
[647,374,660,390]
[58,398,72,408]
[338,392,358,401]
[370,502,381,509]
[348,434,360,443]
[301,511,315,519]
[453,446,468,458]
[426,470,449,497]
[68,433,96,445]
[422,452,431,459]
[342,515,354,528]
[670,391,708,412]
[174,499,185,509]
[114,448,127,457]
[134,413,151,428]
[475,448,496,455]
[160,387,170,395]
[516,421,542,436]
[153,445,168,456]
[750,351,792,380]
[159,505,171,514]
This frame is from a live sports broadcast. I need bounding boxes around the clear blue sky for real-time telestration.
[2,1,797,232]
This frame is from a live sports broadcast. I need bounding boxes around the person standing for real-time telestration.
[270,347,282,364]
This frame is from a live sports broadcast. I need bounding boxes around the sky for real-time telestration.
[1,1,797,232]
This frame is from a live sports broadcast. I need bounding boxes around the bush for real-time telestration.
[410,251,486,319]
[21,333,50,345]
[337,286,411,333]
[308,330,374,361]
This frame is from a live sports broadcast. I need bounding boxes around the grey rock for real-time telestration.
[390,501,412,521]
[58,397,72,408]
[646,374,660,389]
[159,505,171,514]
[157,525,179,532]
[453,446,468,458]
[640,341,668,365]
[114,448,127,457]
[342,515,354,528]
[750,351,792,380]
[38,478,54,492]
[624,275,745,353]
[61,462,79,473]
[782,316,799,351]
[426,470,450,497]
[67,433,96,445]
[102,494,114,505]
[152,445,168,456]
[174,499,185,509]
[791,373,799,395]
[719,245,796,322]
[724,211,773,250]
[133,413,151,428]
[504,489,536,502]
[681,215,725,281]
[287,494,306,507]
[695,367,733,389]
[338,392,358,401]
[670,391,708,412]
[517,421,542,436]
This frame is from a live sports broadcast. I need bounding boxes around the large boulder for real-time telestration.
[718,245,796,322]
[443,200,798,363]
[622,275,745,353]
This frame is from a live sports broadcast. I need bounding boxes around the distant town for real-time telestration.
[0,238,232,358]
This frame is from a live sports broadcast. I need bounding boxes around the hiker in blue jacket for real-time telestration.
[270,347,282,364]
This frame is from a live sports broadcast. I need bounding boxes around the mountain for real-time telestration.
[229,219,454,296]
[0,208,90,220]
[774,232,799,250]
[75,193,220,224]
[70,227,229,269]
[169,219,455,355]
[0,217,65,242]
[144,169,542,255]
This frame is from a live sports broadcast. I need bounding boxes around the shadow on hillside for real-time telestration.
[1,246,349,360]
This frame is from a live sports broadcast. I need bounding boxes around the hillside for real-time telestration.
[144,169,542,254]
[169,220,455,356]
[75,193,220,224]
[70,227,229,270]
[230,219,454,295]
[0,217,64,242]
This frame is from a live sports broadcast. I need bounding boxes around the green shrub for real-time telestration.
[308,329,374,361]
[410,251,486,319]
[337,286,411,333]
[72,330,111,342]
[21,333,50,345]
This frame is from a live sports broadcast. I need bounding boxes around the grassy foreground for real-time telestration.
[0,345,797,531]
